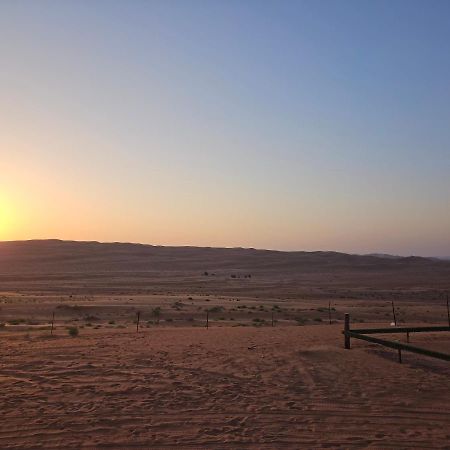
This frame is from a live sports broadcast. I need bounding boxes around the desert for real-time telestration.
[1,240,449,448]
[4,1,450,447]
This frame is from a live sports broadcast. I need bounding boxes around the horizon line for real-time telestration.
[1,238,447,260]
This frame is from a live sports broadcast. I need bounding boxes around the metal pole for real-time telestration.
[391,301,397,326]
[446,293,450,327]
[344,313,350,349]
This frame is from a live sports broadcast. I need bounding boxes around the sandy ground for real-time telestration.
[1,241,449,448]
[1,324,449,449]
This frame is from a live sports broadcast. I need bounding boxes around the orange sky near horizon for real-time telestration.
[1,168,448,257]
[1,1,449,257]
[2,128,449,256]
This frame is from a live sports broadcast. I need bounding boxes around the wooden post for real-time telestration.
[206,310,209,329]
[391,300,397,326]
[406,331,410,343]
[136,311,140,333]
[50,311,55,336]
[344,313,350,349]
[398,348,402,363]
[328,301,332,325]
[446,293,450,327]
[271,311,274,327]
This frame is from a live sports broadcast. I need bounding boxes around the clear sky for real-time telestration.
[1,0,449,256]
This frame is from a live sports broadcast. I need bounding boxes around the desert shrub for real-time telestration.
[253,318,265,323]
[208,306,223,313]
[8,319,26,325]
[165,318,173,322]
[68,326,79,337]
[152,307,161,324]
[313,317,323,322]
[84,315,100,321]
[108,320,115,325]
[172,301,183,309]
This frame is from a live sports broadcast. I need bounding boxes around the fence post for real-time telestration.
[446,293,450,327]
[344,313,350,349]
[50,311,55,336]
[271,311,274,327]
[398,348,402,363]
[136,311,140,333]
[328,301,332,325]
[391,301,397,326]
[206,310,209,329]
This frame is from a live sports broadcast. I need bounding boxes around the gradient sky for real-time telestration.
[1,0,449,256]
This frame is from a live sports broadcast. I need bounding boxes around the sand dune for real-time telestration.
[0,240,449,296]
[0,239,448,274]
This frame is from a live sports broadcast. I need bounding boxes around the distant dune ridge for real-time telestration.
[0,239,449,275]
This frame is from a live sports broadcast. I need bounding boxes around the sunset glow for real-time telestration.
[0,196,14,238]
[1,1,449,256]
[1,4,450,449]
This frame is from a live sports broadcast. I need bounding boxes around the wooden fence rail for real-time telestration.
[350,326,450,334]
[343,313,450,363]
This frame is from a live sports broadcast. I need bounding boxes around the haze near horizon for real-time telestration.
[1,0,449,256]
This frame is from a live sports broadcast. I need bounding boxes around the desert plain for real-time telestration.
[1,240,450,448]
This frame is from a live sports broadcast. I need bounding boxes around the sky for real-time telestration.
[1,0,449,256]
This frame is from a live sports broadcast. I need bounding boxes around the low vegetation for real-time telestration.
[68,326,79,337]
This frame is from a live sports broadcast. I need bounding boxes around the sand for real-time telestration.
[1,240,450,448]
[1,325,449,449]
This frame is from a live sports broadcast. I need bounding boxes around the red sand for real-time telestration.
[1,325,449,449]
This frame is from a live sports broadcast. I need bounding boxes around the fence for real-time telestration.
[343,313,450,363]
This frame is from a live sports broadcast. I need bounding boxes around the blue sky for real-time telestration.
[1,0,449,255]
